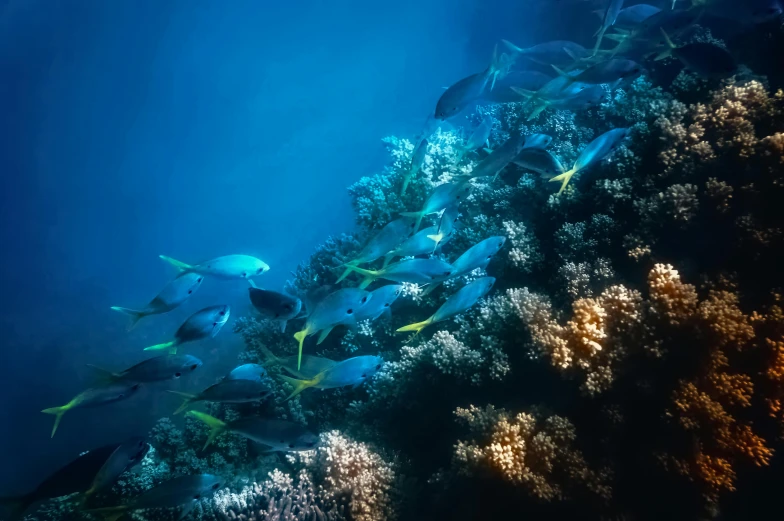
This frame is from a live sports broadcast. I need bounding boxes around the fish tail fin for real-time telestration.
[41,402,73,438]
[84,505,129,521]
[427,233,444,253]
[279,373,324,401]
[167,391,198,415]
[563,46,582,64]
[187,411,227,450]
[509,86,536,99]
[0,494,35,520]
[257,344,282,365]
[400,211,424,234]
[143,340,177,354]
[316,326,335,345]
[293,329,309,371]
[527,101,549,121]
[109,306,147,330]
[549,167,578,195]
[396,316,434,334]
[336,261,359,283]
[341,265,379,290]
[501,39,523,54]
[421,282,441,296]
[654,28,676,60]
[158,255,193,272]
[85,364,120,385]
[382,253,395,268]
[400,173,412,196]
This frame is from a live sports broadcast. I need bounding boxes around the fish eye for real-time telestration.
[219,310,226,316]
[375,364,382,370]
[174,372,182,378]
[190,364,199,370]
[256,268,264,273]
[118,393,125,398]
[384,303,390,307]
[194,494,201,499]
[212,483,221,490]
[443,271,452,276]
[242,272,248,278]
[288,443,295,448]
[347,308,353,314]
[197,278,203,282]
[138,441,144,447]
[486,255,492,260]
[361,296,368,303]
[188,290,193,294]
[361,374,367,378]
[307,441,316,447]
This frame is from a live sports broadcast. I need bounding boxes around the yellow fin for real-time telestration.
[396,316,434,334]
[279,372,324,401]
[293,329,309,371]
[549,167,577,195]
[187,411,227,450]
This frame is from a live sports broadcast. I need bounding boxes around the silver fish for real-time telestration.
[398,277,496,334]
[110,272,203,330]
[513,148,566,178]
[189,412,320,452]
[41,383,142,438]
[159,254,269,279]
[143,305,230,353]
[248,282,302,333]
[169,379,273,414]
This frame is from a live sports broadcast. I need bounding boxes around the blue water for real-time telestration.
[0,0,592,492]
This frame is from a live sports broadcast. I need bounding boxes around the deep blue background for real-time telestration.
[0,0,595,491]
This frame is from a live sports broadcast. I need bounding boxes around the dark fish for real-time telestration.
[614,4,661,29]
[660,30,737,79]
[169,379,273,414]
[435,73,486,120]
[479,71,552,104]
[513,147,566,178]
[401,138,429,195]
[143,304,230,353]
[189,412,320,452]
[344,258,455,289]
[469,132,528,180]
[41,383,141,438]
[502,39,590,67]
[110,272,203,330]
[88,474,222,521]
[89,354,203,384]
[384,226,447,266]
[353,285,404,322]
[551,127,630,193]
[553,59,642,89]
[402,180,473,232]
[248,282,302,333]
[85,437,149,500]
[523,133,553,149]
[0,438,147,519]
[592,0,625,56]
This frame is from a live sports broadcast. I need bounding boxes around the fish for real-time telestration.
[224,363,268,382]
[479,71,553,104]
[401,138,429,195]
[84,437,149,501]
[462,118,493,153]
[613,4,661,29]
[87,474,222,521]
[188,411,320,452]
[510,73,590,119]
[401,180,473,233]
[256,344,338,380]
[523,133,554,150]
[501,39,590,67]
[0,438,148,519]
[41,383,142,438]
[278,356,384,400]
[618,7,702,50]
[550,127,630,194]
[397,277,496,334]
[481,44,515,92]
[168,379,273,415]
[342,258,455,290]
[293,288,372,369]
[159,254,269,279]
[110,272,203,330]
[452,236,508,277]
[383,226,449,267]
[143,304,230,353]
[513,147,566,178]
[337,217,416,282]
[700,0,783,24]
[658,30,737,79]
[429,205,461,250]
[434,72,486,120]
[353,285,404,322]
[87,354,204,384]
[552,59,642,90]
[247,281,302,333]
[467,132,528,181]
[548,84,606,111]
[592,0,625,56]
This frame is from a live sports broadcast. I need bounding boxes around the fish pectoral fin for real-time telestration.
[167,391,198,415]
[316,326,335,345]
[178,500,197,521]
[159,255,193,272]
[278,319,288,333]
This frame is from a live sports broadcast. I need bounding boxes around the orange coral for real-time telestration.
[648,264,698,325]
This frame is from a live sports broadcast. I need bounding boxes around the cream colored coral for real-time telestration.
[648,264,698,325]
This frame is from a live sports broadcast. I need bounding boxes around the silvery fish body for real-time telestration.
[503,40,589,66]
[354,285,403,322]
[175,305,231,343]
[573,127,630,172]
[435,72,486,120]
[464,118,493,151]
[356,217,417,263]
[280,355,338,379]
[563,59,642,85]
[160,254,269,280]
[69,383,142,410]
[228,418,320,451]
[224,363,267,382]
[195,379,272,404]
[378,258,454,285]
[387,226,444,261]
[523,134,553,150]
[452,237,507,276]
[110,272,204,328]
[422,181,473,215]
[481,71,552,103]
[118,354,203,383]
[432,277,496,323]
[310,356,384,389]
[307,288,372,332]
[549,84,606,111]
